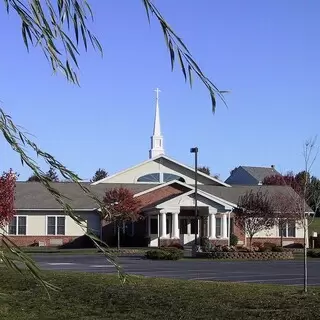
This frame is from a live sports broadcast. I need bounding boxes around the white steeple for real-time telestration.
[149,88,165,159]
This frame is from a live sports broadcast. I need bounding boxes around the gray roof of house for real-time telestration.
[14,181,312,213]
[240,166,280,183]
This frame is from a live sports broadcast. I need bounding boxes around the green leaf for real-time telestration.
[188,65,192,88]
[168,39,175,71]
[177,50,186,81]
[141,0,151,24]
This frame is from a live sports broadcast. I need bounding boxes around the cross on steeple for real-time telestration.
[149,88,165,159]
[155,88,161,100]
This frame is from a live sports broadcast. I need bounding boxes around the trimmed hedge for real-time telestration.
[145,248,184,260]
[308,250,320,258]
[196,251,294,260]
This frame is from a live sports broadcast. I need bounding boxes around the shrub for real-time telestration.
[230,234,238,246]
[308,250,320,258]
[284,243,304,249]
[200,237,212,252]
[263,242,277,250]
[145,248,183,260]
[166,243,184,250]
[252,242,263,248]
[237,247,250,252]
[272,246,284,252]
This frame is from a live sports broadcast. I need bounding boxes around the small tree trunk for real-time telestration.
[117,224,120,251]
[249,235,253,250]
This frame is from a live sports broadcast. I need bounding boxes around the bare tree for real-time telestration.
[234,190,275,249]
[270,137,320,293]
[300,138,319,293]
[271,191,301,247]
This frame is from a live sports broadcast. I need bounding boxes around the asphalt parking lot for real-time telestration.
[31,254,320,286]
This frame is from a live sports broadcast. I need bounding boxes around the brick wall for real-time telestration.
[250,237,304,246]
[1,236,76,247]
[136,184,187,209]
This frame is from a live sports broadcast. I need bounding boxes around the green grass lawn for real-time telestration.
[0,270,319,319]
[309,217,320,235]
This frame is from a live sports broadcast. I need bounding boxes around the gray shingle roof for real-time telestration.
[241,166,280,183]
[15,182,153,210]
[14,181,312,213]
[198,185,288,204]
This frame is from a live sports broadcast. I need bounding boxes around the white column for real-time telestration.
[187,219,191,235]
[209,209,216,239]
[222,213,228,238]
[160,210,167,239]
[171,212,179,239]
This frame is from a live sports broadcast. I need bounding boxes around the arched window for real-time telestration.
[137,173,160,183]
[163,173,185,183]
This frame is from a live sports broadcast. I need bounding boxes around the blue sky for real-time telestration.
[1,0,320,181]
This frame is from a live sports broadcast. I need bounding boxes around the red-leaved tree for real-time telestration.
[103,187,142,250]
[0,169,16,228]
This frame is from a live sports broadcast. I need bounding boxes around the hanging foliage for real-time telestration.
[0,169,16,227]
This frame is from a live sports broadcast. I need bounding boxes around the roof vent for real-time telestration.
[271,165,275,169]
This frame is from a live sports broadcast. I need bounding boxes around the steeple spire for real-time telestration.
[149,88,165,159]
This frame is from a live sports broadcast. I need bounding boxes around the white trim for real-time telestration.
[45,215,66,236]
[7,215,28,236]
[134,179,237,209]
[90,154,231,187]
[150,188,237,210]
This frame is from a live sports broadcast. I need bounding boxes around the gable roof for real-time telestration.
[226,166,280,184]
[241,166,280,182]
[135,179,237,210]
[91,154,231,187]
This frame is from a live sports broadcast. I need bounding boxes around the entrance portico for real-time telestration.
[143,189,235,247]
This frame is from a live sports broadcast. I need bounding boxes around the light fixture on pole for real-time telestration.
[190,147,198,247]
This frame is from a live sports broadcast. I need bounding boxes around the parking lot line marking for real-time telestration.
[89,265,115,268]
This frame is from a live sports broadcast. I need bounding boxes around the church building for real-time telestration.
[7,89,309,248]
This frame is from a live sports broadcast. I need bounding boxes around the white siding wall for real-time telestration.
[252,220,304,239]
[100,157,219,185]
[8,211,100,236]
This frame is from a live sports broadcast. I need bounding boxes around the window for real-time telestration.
[216,217,222,237]
[8,216,27,235]
[279,224,287,237]
[191,219,198,234]
[228,217,234,236]
[47,216,65,235]
[150,218,158,234]
[180,219,188,234]
[288,220,296,237]
[137,173,160,183]
[278,220,296,238]
[163,173,185,183]
[125,222,134,236]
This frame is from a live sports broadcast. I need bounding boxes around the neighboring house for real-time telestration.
[5,91,311,248]
[225,165,280,185]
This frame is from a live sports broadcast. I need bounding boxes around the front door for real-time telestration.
[179,217,197,246]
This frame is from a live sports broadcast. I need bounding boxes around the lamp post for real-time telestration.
[190,147,198,247]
